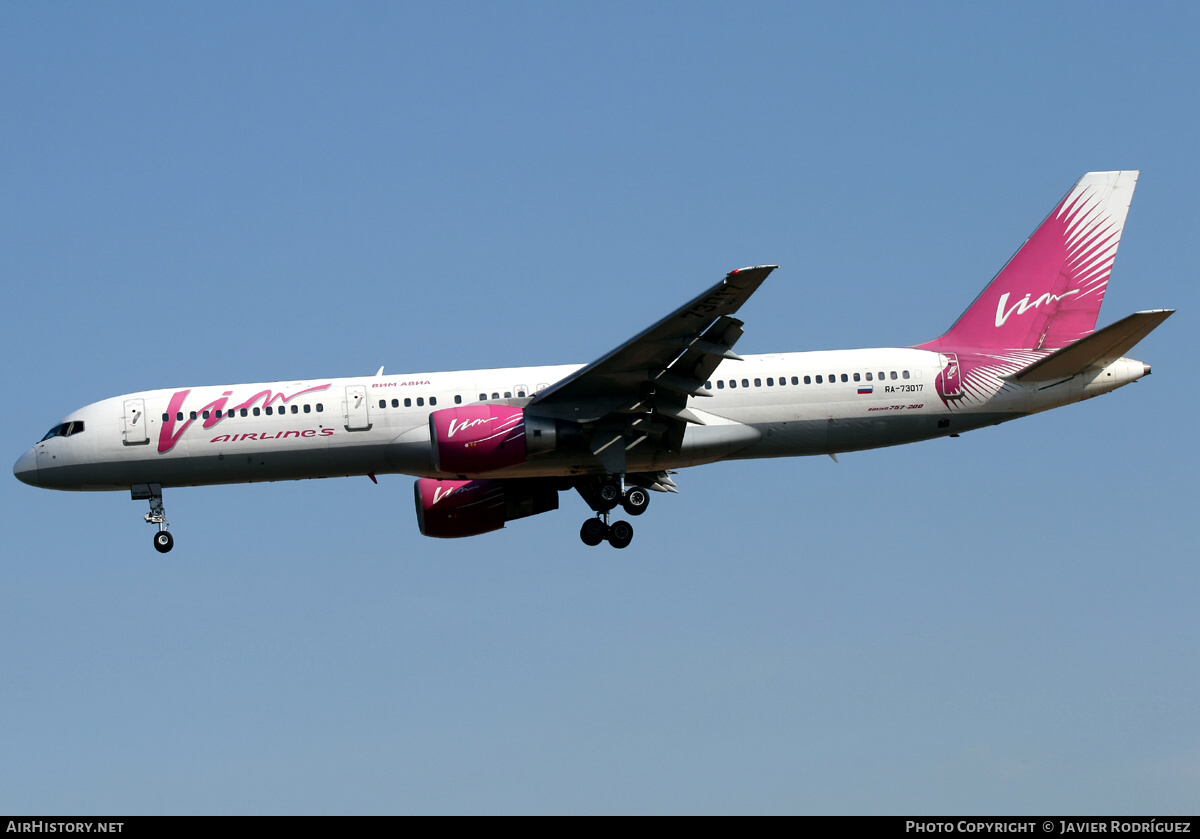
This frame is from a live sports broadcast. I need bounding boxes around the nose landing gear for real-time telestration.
[132,483,173,553]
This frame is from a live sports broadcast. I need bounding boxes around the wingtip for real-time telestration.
[727,264,778,277]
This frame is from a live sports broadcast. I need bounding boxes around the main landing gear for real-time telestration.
[131,483,173,553]
[576,476,650,549]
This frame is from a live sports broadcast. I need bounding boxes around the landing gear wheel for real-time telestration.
[621,487,650,517]
[607,520,634,549]
[580,518,608,547]
[597,480,622,512]
[134,484,172,554]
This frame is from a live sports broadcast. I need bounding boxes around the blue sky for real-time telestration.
[2,1,1196,814]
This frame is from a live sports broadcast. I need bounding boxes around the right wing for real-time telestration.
[527,265,777,473]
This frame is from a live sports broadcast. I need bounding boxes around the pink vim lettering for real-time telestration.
[994,289,1080,327]
[432,485,459,504]
[158,390,194,453]
[157,383,332,454]
[447,417,494,438]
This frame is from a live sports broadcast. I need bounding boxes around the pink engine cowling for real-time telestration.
[414,478,559,538]
[414,479,506,537]
[429,405,568,475]
[429,405,526,474]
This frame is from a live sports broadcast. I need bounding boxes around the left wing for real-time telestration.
[527,265,776,473]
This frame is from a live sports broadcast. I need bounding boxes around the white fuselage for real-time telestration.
[14,346,1146,492]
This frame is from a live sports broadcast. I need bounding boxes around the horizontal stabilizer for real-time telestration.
[1011,309,1174,382]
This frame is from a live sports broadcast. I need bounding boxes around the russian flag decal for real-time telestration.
[857,386,873,394]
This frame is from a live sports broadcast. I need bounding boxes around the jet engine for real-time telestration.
[414,478,560,538]
[429,405,563,475]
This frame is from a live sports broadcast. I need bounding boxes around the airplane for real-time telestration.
[13,171,1172,552]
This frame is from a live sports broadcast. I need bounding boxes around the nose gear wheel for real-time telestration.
[132,483,173,553]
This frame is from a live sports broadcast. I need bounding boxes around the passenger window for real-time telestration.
[853,373,861,382]
[767,378,774,386]
[903,370,910,379]
[742,379,749,388]
[404,398,411,407]
[316,404,323,412]
[729,380,737,388]
[890,371,898,380]
[391,399,399,408]
[162,413,169,422]
[754,378,761,387]
[303,405,310,414]
[492,393,499,400]
[266,406,274,415]
[291,405,299,414]
[841,374,848,383]
[791,376,799,385]
[717,380,724,389]
[454,395,462,404]
[879,372,885,380]
[379,400,386,409]
[479,393,487,401]
[815,375,822,384]
[253,407,261,416]
[866,372,873,382]
[417,397,424,407]
[705,381,712,390]
[430,397,437,406]
[190,411,198,420]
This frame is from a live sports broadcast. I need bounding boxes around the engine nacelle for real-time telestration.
[413,478,559,538]
[429,405,561,475]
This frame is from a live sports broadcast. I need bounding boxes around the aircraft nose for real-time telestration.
[13,447,38,487]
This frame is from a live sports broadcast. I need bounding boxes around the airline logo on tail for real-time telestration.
[994,289,1081,327]
[918,171,1138,352]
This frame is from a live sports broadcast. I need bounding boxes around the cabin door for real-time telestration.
[938,353,964,399]
[122,398,149,445]
[344,385,372,431]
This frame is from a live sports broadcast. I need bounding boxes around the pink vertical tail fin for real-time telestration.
[917,171,1139,352]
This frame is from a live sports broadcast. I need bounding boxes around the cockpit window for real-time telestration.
[39,421,84,441]
[40,424,67,441]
